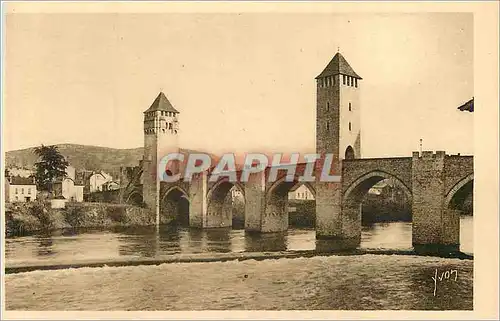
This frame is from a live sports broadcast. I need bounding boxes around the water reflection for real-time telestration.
[5,220,473,265]
[35,234,55,257]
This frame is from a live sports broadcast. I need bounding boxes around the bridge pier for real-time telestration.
[315,181,343,238]
[206,200,232,228]
[189,172,208,228]
[262,193,288,233]
[244,171,266,232]
[411,151,460,254]
[315,159,360,250]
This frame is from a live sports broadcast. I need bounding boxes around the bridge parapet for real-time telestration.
[341,157,413,195]
[444,155,474,195]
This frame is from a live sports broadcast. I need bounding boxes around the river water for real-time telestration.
[4,217,473,310]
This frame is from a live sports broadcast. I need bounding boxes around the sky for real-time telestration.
[4,12,473,157]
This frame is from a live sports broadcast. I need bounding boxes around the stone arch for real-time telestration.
[445,173,474,211]
[342,170,413,240]
[264,176,316,232]
[267,175,316,201]
[162,185,190,201]
[206,178,246,228]
[344,170,412,203]
[345,145,355,160]
[160,186,190,226]
[125,190,143,206]
[207,178,246,202]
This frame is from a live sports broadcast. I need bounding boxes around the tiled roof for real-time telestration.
[316,53,362,79]
[10,176,36,185]
[457,98,474,112]
[144,92,180,114]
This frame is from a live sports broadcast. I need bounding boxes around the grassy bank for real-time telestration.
[5,201,155,237]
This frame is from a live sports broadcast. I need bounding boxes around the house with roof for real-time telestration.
[288,184,315,201]
[52,165,85,202]
[89,171,113,192]
[5,176,37,203]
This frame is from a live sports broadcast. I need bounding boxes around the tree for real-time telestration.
[33,145,69,195]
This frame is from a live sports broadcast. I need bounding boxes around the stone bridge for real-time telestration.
[121,151,473,252]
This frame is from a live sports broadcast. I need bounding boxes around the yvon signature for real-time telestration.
[432,268,458,296]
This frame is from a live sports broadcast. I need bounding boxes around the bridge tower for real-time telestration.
[142,92,180,225]
[315,52,363,244]
[316,52,362,160]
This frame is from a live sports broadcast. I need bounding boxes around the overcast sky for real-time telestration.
[5,12,473,157]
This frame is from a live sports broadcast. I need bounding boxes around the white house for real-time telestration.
[6,176,37,203]
[89,171,113,192]
[53,177,84,202]
[288,184,315,200]
[52,165,85,202]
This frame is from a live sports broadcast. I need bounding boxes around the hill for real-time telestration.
[5,144,144,177]
[5,144,224,178]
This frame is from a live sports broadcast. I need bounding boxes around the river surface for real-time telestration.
[4,217,473,310]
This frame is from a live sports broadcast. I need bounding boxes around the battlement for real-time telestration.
[412,151,446,160]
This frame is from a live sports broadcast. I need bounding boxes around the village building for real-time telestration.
[288,184,315,201]
[5,176,37,203]
[89,171,114,192]
[52,165,85,202]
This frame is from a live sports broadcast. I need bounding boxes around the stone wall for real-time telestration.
[5,201,155,237]
[444,155,474,195]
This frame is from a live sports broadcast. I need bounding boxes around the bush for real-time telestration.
[64,205,86,228]
[107,206,127,223]
[29,201,54,230]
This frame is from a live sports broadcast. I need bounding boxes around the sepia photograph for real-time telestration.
[1,1,498,319]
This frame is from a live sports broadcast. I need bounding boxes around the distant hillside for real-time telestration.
[5,144,223,178]
[5,144,144,177]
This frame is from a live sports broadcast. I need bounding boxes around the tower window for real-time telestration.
[343,75,346,85]
[349,102,352,111]
[327,102,330,111]
[326,121,330,131]
[349,122,352,131]
[355,79,358,87]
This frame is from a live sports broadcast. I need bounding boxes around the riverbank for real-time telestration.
[5,247,473,274]
[5,201,155,237]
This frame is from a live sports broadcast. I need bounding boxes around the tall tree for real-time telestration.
[33,145,69,194]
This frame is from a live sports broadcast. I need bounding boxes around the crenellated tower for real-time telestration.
[316,52,362,160]
[142,92,180,221]
[315,52,363,241]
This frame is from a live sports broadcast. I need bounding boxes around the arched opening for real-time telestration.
[343,171,412,249]
[126,191,143,206]
[287,183,316,228]
[345,146,355,160]
[265,177,316,233]
[446,175,473,254]
[161,187,190,227]
[206,180,245,229]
